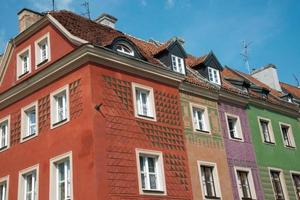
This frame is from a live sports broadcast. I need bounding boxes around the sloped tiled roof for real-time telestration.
[185,54,207,68]
[280,82,300,99]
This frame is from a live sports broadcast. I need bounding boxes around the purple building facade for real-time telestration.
[218,102,264,200]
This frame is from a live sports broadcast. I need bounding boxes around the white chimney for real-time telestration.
[95,13,117,29]
[18,8,42,33]
[251,64,282,92]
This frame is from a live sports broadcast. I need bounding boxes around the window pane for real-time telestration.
[271,171,285,200]
[201,166,216,197]
[149,174,157,189]
[261,120,271,142]
[0,183,6,200]
[0,122,8,148]
[292,174,300,200]
[238,171,252,198]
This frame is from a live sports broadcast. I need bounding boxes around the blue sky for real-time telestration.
[0,0,300,85]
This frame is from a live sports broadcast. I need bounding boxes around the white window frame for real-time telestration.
[49,151,73,200]
[208,67,221,85]
[50,85,70,129]
[17,46,31,80]
[18,164,39,200]
[190,103,211,134]
[225,113,244,142]
[279,122,296,148]
[269,167,289,200]
[171,54,185,74]
[258,117,275,144]
[35,33,51,68]
[197,161,222,199]
[135,149,166,195]
[132,83,156,121]
[234,166,257,200]
[0,176,9,200]
[290,171,300,200]
[21,102,38,142]
[0,116,10,152]
[116,43,135,56]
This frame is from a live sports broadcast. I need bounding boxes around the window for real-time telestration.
[136,149,166,195]
[292,173,300,200]
[191,104,210,133]
[198,161,221,199]
[116,43,134,56]
[50,86,69,129]
[234,167,257,200]
[18,165,38,200]
[270,170,287,200]
[280,123,295,148]
[0,176,8,200]
[208,67,221,85]
[0,116,9,151]
[258,118,275,144]
[21,102,38,142]
[171,55,185,74]
[35,33,50,67]
[50,152,73,200]
[226,114,243,141]
[132,83,156,121]
[17,46,31,79]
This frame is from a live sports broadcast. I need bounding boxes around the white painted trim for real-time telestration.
[0,115,10,152]
[132,82,156,121]
[34,32,51,68]
[17,164,39,200]
[257,116,276,144]
[16,45,32,80]
[50,85,70,129]
[279,122,296,148]
[20,101,39,143]
[197,160,222,199]
[190,103,211,134]
[49,151,73,200]
[233,166,257,200]
[0,175,9,200]
[225,112,244,142]
[268,167,289,200]
[135,148,166,196]
[290,170,300,200]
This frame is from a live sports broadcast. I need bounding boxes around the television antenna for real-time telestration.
[293,74,300,88]
[51,0,55,11]
[81,0,91,19]
[240,40,252,74]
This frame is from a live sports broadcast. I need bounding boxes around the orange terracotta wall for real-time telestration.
[0,23,75,93]
[89,63,193,199]
[180,92,234,200]
[0,65,98,200]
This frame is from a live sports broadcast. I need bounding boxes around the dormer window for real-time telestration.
[116,43,134,56]
[208,67,221,85]
[171,55,185,74]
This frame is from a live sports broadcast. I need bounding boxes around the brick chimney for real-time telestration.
[95,13,118,29]
[18,8,43,33]
[251,64,282,92]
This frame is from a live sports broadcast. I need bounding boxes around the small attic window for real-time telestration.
[208,67,221,85]
[116,43,134,56]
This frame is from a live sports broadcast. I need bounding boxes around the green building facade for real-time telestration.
[247,104,300,200]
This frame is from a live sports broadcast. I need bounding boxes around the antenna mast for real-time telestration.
[293,74,300,88]
[52,0,55,11]
[240,40,252,74]
[81,0,91,19]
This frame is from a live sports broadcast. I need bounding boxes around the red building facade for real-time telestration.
[0,9,193,200]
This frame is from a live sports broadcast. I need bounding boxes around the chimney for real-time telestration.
[251,64,282,92]
[95,13,118,29]
[18,8,42,33]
